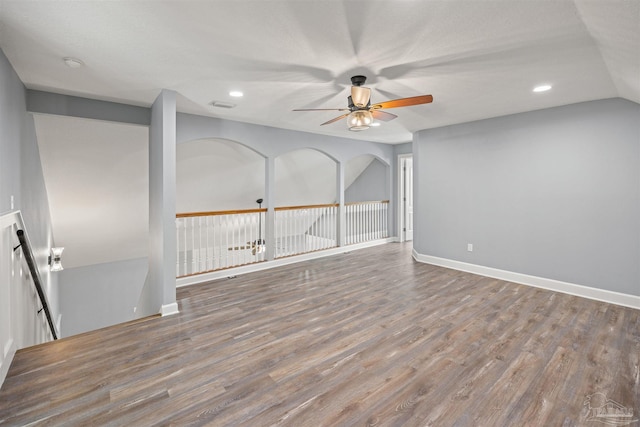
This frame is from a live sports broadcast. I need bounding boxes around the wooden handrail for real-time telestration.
[177,201,388,218]
[275,203,339,211]
[345,200,389,206]
[177,208,267,218]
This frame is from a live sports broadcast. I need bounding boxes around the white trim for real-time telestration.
[160,302,179,316]
[396,154,412,243]
[56,313,62,335]
[1,339,16,389]
[177,238,394,288]
[413,250,640,310]
[0,210,23,230]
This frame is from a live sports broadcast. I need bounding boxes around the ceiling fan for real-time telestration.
[293,75,433,131]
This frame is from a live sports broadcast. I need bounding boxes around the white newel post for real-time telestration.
[336,161,345,247]
[264,156,276,261]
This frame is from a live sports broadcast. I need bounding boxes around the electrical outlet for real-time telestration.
[10,195,14,209]
[467,243,473,252]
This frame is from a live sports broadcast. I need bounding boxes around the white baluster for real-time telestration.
[288,211,292,256]
[368,203,372,241]
[221,214,226,268]
[183,218,187,275]
[188,217,194,274]
[375,203,380,240]
[205,216,211,271]
[214,215,220,270]
[176,219,181,276]
[197,216,203,273]
[352,205,355,244]
[384,203,388,237]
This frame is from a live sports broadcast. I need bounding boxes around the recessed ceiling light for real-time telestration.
[533,84,552,93]
[370,122,381,127]
[229,91,243,97]
[63,57,84,68]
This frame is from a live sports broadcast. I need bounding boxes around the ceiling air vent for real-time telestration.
[210,101,236,109]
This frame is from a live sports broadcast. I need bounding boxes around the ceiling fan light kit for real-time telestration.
[348,110,373,131]
[294,75,433,132]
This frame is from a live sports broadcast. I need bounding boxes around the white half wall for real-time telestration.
[58,257,148,337]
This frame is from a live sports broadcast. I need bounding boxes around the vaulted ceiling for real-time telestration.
[1,0,638,144]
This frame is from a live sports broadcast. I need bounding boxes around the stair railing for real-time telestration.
[345,200,389,245]
[15,229,58,339]
[176,200,389,277]
[0,210,58,341]
[274,204,339,258]
[176,208,267,277]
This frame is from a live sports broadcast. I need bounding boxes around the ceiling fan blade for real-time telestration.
[371,110,397,122]
[371,95,433,110]
[321,113,350,126]
[351,86,371,108]
[293,108,350,111]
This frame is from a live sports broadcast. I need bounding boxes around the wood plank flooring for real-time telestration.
[0,243,638,426]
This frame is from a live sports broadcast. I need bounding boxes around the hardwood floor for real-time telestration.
[1,243,638,426]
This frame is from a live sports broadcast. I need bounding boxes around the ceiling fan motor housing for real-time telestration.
[350,75,367,86]
[348,95,370,111]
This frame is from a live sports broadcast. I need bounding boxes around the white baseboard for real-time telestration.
[160,302,179,316]
[1,339,16,390]
[177,238,395,288]
[413,250,640,310]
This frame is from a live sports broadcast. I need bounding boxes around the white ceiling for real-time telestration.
[1,0,638,144]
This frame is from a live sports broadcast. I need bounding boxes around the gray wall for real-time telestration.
[1,48,58,381]
[0,49,59,320]
[413,98,640,296]
[59,257,147,336]
[345,159,389,203]
[0,51,21,214]
[393,142,412,156]
[20,113,60,321]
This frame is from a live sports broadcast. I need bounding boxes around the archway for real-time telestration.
[177,138,265,212]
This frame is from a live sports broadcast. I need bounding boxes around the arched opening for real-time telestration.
[177,138,265,212]
[176,139,266,275]
[345,155,389,203]
[274,148,336,206]
[273,149,338,257]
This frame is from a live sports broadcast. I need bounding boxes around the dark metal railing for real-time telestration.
[16,229,58,340]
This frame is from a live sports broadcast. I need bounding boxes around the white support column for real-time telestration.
[264,156,276,261]
[336,161,346,247]
[149,89,178,316]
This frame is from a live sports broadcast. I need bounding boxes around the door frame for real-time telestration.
[397,154,413,243]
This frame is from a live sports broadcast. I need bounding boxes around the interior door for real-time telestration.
[403,157,414,241]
